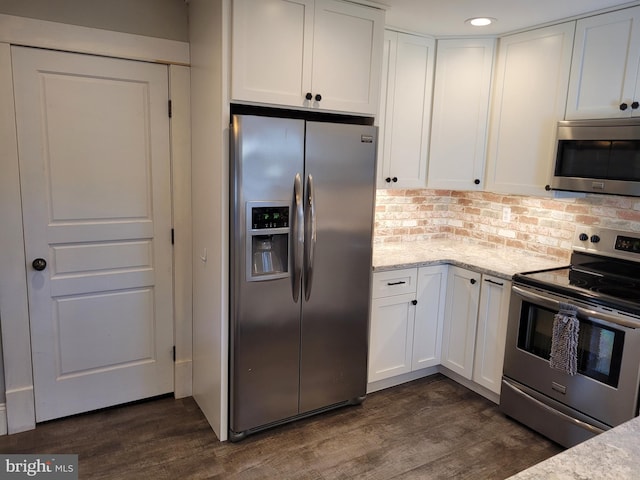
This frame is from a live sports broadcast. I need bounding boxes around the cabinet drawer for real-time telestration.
[372,268,417,298]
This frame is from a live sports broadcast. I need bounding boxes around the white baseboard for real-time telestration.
[438,366,500,404]
[5,385,36,434]
[0,403,7,435]
[174,359,193,399]
[367,366,440,394]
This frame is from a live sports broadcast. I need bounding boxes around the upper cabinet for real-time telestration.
[231,0,384,115]
[566,6,640,119]
[377,30,435,188]
[427,38,495,191]
[484,22,575,196]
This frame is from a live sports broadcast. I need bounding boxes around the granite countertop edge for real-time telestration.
[506,415,640,479]
[372,239,567,280]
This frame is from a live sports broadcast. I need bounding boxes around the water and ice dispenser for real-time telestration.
[246,203,289,280]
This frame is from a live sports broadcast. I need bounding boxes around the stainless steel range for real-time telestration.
[501,227,640,448]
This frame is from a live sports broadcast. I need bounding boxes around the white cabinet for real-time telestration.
[485,22,575,196]
[441,267,511,395]
[473,275,511,394]
[368,265,447,383]
[566,6,640,119]
[441,266,481,379]
[369,268,418,382]
[231,0,384,115]
[377,30,435,188]
[427,38,495,191]
[412,265,448,370]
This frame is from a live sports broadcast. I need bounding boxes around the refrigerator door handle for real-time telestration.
[304,174,316,301]
[291,173,304,302]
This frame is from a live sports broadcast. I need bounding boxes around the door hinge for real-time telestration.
[173,345,176,362]
[168,99,172,118]
[171,228,175,245]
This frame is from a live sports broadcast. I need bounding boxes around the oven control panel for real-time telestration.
[574,227,640,261]
[615,235,640,255]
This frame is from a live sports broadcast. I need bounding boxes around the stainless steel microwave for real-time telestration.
[551,119,640,197]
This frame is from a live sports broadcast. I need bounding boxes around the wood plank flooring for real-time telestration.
[0,374,562,479]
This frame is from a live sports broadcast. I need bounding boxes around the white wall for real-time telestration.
[189,0,230,441]
[0,0,188,41]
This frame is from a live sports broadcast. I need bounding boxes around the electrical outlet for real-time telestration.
[502,206,511,222]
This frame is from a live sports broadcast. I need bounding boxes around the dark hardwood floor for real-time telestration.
[0,374,562,479]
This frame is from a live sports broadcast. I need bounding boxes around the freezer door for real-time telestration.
[229,114,305,434]
[299,121,376,413]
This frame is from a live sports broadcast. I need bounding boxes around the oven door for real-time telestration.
[503,284,640,428]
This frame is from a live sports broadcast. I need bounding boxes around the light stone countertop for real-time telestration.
[373,239,568,279]
[507,415,640,479]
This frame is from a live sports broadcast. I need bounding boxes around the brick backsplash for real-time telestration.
[375,189,640,262]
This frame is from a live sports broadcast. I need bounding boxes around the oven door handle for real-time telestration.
[512,285,640,329]
[502,379,607,436]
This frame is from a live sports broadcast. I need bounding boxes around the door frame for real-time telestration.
[0,15,191,434]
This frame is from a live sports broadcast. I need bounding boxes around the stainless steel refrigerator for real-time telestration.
[229,111,377,441]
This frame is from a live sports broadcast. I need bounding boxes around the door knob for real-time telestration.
[32,258,47,271]
[470,278,477,285]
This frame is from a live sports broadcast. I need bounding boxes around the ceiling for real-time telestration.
[370,0,639,36]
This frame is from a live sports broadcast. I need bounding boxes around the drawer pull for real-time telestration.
[484,278,504,286]
[387,281,406,286]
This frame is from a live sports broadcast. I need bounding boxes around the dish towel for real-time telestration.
[549,302,580,375]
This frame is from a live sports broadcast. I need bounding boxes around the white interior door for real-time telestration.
[11,46,174,422]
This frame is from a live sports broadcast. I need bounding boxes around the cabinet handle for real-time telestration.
[315,94,322,102]
[633,101,639,110]
[484,278,504,287]
[620,102,629,111]
[305,92,313,100]
[474,179,480,185]
[545,184,551,191]
[411,300,418,305]
[385,177,391,183]
[387,280,406,286]
[470,278,477,285]
[392,177,398,183]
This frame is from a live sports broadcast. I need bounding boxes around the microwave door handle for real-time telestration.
[512,285,640,329]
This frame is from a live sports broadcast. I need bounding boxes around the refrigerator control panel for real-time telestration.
[252,206,289,230]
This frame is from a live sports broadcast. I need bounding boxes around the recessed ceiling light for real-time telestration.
[465,17,496,27]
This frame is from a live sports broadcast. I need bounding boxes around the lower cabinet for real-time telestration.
[473,274,512,393]
[368,265,447,383]
[441,266,512,396]
[441,266,481,379]
[370,264,512,399]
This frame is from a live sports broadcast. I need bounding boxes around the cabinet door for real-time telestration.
[368,293,416,382]
[412,265,447,370]
[566,7,640,119]
[231,0,314,107]
[428,38,494,190]
[485,22,574,196]
[441,267,480,380]
[473,275,511,394]
[311,0,384,114]
[377,31,435,188]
